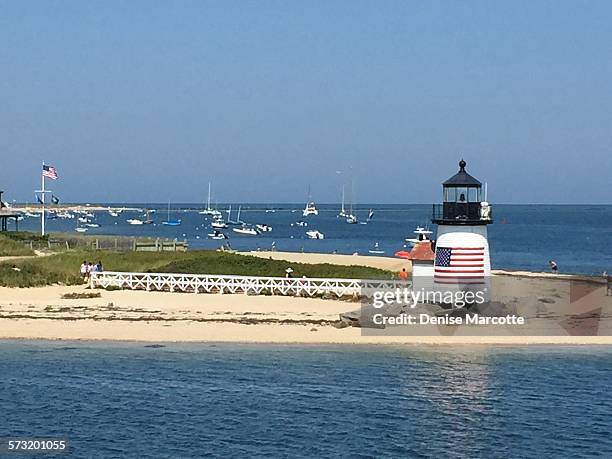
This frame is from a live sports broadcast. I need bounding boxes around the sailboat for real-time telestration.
[345,178,358,224]
[162,202,181,226]
[226,205,244,226]
[338,185,347,218]
[199,182,221,217]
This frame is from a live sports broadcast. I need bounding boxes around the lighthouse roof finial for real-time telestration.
[459,159,466,171]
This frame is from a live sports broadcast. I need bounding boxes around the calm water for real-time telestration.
[14,204,612,274]
[1,341,611,458]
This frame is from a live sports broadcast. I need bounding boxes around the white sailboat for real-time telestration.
[345,178,358,224]
[338,185,347,218]
[199,182,221,217]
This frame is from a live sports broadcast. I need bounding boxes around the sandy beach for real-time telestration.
[1,250,611,344]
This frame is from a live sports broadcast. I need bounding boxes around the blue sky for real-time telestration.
[1,0,611,204]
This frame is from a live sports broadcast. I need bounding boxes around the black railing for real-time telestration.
[432,202,492,225]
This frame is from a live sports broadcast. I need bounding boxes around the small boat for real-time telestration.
[85,223,100,228]
[306,230,324,240]
[265,209,276,213]
[75,227,88,233]
[295,220,308,227]
[345,214,358,224]
[368,242,385,254]
[127,219,144,225]
[211,219,228,229]
[208,230,229,240]
[303,186,318,216]
[233,225,259,236]
[78,216,89,223]
[256,223,272,232]
[405,226,433,246]
[25,212,39,218]
[109,211,119,217]
[303,202,318,217]
[162,202,181,226]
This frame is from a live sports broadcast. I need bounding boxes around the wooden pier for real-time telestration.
[0,191,20,232]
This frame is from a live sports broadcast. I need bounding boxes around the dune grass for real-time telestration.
[0,249,393,288]
[0,233,35,257]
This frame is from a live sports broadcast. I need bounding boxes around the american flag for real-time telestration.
[434,246,485,285]
[42,165,58,180]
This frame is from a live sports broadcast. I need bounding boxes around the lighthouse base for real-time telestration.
[433,225,491,306]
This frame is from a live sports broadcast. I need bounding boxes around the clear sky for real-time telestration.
[1,0,611,204]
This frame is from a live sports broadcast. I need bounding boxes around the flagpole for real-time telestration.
[41,162,45,236]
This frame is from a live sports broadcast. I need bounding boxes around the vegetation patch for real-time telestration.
[61,292,102,299]
[0,234,35,257]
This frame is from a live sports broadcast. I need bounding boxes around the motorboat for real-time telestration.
[306,230,324,240]
[208,230,229,240]
[78,216,89,223]
[368,242,385,254]
[127,219,144,225]
[75,227,88,233]
[303,202,318,217]
[345,214,358,224]
[109,210,119,217]
[233,225,259,236]
[295,220,308,227]
[211,219,228,229]
[405,226,434,246]
[256,223,272,232]
[84,223,100,228]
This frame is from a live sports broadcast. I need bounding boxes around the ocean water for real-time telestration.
[14,204,612,274]
[1,341,611,458]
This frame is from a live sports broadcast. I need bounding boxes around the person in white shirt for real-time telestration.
[80,261,88,282]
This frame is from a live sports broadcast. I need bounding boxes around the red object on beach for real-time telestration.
[394,250,411,259]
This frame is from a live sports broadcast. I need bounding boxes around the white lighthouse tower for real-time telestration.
[431,160,493,305]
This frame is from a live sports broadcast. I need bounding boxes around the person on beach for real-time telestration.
[96,261,103,273]
[285,268,293,278]
[549,260,558,273]
[604,271,611,296]
[80,261,88,282]
[399,268,408,281]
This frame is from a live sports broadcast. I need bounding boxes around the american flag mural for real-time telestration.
[434,246,486,285]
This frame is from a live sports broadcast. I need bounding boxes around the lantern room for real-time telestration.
[432,159,492,225]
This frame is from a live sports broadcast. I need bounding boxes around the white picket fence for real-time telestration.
[90,271,408,298]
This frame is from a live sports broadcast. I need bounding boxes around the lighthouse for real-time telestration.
[431,160,493,305]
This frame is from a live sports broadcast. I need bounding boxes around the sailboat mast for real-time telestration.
[341,185,345,213]
[207,182,211,210]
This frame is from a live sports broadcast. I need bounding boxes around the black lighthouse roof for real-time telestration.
[442,159,482,187]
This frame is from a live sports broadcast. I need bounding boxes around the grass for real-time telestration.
[61,292,102,299]
[0,249,393,288]
[0,233,35,257]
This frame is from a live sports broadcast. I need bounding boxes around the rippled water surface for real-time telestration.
[1,342,611,457]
